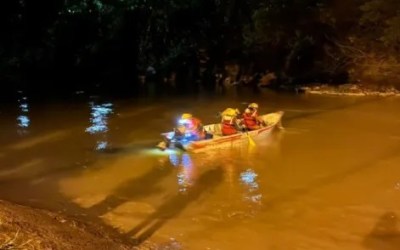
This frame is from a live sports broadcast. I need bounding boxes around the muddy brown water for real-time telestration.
[1,92,400,250]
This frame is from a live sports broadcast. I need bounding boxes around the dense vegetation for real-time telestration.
[1,0,399,98]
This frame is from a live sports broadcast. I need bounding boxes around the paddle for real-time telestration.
[243,127,256,147]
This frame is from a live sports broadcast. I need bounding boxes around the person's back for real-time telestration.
[221,108,240,136]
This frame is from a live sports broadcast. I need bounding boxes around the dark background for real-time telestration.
[1,0,398,101]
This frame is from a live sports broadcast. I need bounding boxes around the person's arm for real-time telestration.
[234,119,242,131]
[175,125,186,135]
[194,118,203,131]
[198,122,204,132]
[257,116,266,126]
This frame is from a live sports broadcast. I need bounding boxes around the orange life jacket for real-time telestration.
[185,117,205,139]
[242,111,259,130]
[221,116,238,135]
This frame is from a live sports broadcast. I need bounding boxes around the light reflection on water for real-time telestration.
[85,102,114,150]
[240,169,262,204]
[96,141,108,150]
[17,115,30,128]
[168,153,195,193]
[168,153,180,167]
[167,150,263,202]
[16,95,30,134]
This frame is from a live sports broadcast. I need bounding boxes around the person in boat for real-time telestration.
[157,113,206,150]
[242,103,265,130]
[175,113,206,141]
[220,108,242,136]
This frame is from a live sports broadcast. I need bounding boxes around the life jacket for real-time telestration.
[185,117,205,139]
[242,111,259,130]
[221,115,238,135]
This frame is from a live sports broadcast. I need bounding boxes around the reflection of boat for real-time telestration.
[160,111,284,153]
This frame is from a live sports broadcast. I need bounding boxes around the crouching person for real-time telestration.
[157,113,206,150]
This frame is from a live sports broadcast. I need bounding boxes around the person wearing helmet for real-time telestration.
[176,113,205,139]
[242,102,264,130]
[157,113,205,150]
[220,108,242,135]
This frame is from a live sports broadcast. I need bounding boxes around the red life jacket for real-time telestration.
[221,116,238,135]
[186,117,205,139]
[242,112,259,130]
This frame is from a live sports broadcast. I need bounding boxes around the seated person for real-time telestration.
[242,103,265,130]
[220,108,242,136]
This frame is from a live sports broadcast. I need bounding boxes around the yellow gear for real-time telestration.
[221,108,239,117]
[248,103,259,109]
[181,113,193,120]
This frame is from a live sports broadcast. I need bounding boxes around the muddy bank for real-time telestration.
[301,84,400,96]
[0,200,140,250]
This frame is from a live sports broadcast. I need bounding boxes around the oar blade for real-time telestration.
[246,133,256,147]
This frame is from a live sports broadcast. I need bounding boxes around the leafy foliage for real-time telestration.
[1,0,400,94]
[359,0,400,51]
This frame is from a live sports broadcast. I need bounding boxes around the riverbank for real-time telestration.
[301,84,400,96]
[0,200,139,250]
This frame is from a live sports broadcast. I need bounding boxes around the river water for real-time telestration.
[1,91,400,250]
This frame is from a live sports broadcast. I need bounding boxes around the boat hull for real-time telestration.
[160,111,284,153]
